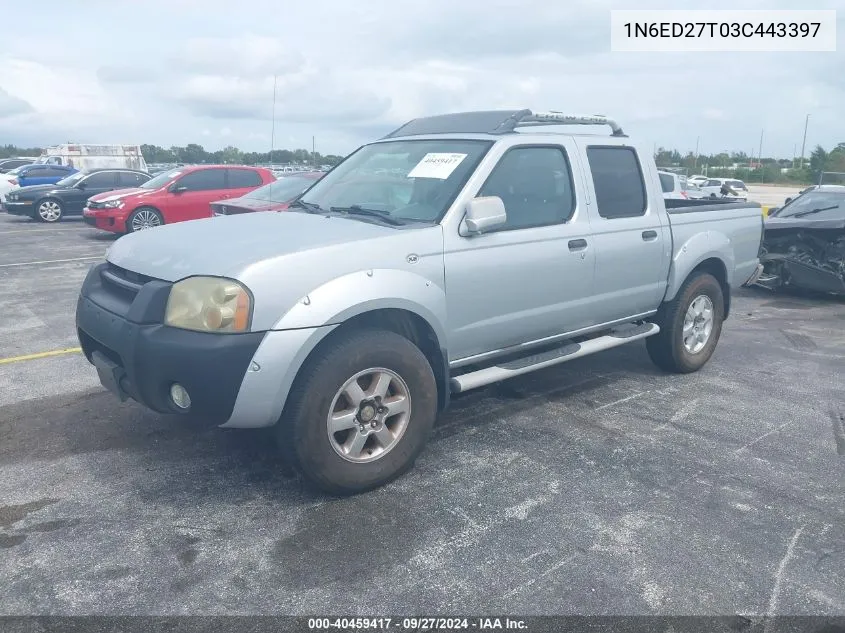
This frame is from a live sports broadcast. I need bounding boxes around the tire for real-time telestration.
[646,272,724,374]
[36,198,63,222]
[126,207,163,233]
[278,328,438,496]
[709,193,717,200]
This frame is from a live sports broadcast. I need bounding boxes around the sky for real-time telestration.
[0,0,842,159]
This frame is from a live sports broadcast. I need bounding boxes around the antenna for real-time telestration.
[270,74,277,163]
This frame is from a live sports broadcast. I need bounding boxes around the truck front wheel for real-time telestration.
[277,328,438,495]
[647,272,724,373]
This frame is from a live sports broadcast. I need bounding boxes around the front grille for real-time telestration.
[100,263,156,301]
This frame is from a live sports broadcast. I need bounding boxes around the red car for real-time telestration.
[210,171,324,216]
[83,165,274,234]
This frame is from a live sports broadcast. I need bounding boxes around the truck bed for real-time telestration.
[664,198,763,293]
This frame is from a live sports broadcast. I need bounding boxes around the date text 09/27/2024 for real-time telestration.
[307,617,528,630]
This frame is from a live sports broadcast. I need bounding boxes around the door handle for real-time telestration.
[642,230,658,241]
[568,239,588,251]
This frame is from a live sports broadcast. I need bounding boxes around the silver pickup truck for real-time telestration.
[76,110,764,494]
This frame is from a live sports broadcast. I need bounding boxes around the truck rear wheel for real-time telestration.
[647,272,724,373]
[277,328,438,495]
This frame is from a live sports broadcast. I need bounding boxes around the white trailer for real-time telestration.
[37,144,148,172]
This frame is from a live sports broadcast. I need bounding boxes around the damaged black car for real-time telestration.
[757,187,845,295]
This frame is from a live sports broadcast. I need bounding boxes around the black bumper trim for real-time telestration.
[76,265,265,423]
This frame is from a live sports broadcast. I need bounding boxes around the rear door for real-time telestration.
[225,168,265,200]
[165,168,228,222]
[578,143,669,322]
[118,171,151,189]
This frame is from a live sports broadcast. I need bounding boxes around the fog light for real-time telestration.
[170,383,191,410]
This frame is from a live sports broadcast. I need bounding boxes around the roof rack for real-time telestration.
[382,109,626,139]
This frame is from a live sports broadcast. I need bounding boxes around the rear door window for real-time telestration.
[586,146,647,219]
[178,169,226,191]
[227,169,262,188]
[119,172,149,187]
[84,172,117,187]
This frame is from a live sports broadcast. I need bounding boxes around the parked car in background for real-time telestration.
[698,178,748,201]
[0,157,37,173]
[781,184,845,206]
[10,164,77,188]
[687,175,708,187]
[83,165,274,234]
[0,164,33,206]
[75,109,764,495]
[211,171,323,216]
[4,169,151,223]
[36,144,148,172]
[658,171,690,199]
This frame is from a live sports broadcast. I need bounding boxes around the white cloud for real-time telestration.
[0,0,842,157]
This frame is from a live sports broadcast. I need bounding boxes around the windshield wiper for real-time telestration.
[288,198,324,213]
[792,205,838,218]
[329,205,404,226]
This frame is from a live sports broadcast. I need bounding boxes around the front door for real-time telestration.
[65,171,120,214]
[166,169,229,222]
[443,141,596,363]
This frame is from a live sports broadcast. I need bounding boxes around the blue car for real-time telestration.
[15,164,77,187]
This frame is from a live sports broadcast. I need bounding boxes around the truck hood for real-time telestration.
[107,211,413,282]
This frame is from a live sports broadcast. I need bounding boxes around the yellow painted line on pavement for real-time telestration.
[0,347,82,365]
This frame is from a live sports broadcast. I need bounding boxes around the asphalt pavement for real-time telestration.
[1,212,844,616]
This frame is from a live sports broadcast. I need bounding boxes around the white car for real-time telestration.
[658,171,707,200]
[698,178,748,201]
[0,165,28,204]
[687,175,708,187]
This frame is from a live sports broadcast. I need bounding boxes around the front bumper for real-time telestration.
[75,262,266,424]
[83,208,128,233]
[4,200,36,216]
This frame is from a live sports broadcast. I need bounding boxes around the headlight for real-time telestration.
[102,199,124,209]
[165,277,252,333]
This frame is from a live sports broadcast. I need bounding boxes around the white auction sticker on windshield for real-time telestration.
[407,153,467,179]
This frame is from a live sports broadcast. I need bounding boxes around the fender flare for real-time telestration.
[271,268,449,345]
[664,231,733,302]
[221,269,450,428]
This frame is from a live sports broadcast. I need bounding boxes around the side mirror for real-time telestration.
[461,196,507,235]
[783,197,792,205]
[169,183,187,193]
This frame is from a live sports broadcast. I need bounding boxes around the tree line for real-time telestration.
[0,143,346,167]
[655,142,845,185]
[3,141,844,185]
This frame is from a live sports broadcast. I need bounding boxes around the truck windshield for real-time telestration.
[297,139,493,223]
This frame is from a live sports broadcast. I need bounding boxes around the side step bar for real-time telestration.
[450,322,660,393]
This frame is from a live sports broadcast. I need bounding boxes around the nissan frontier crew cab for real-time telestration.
[76,109,765,495]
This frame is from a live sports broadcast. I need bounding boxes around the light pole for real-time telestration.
[800,114,810,170]
[694,136,700,169]
[270,74,277,163]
